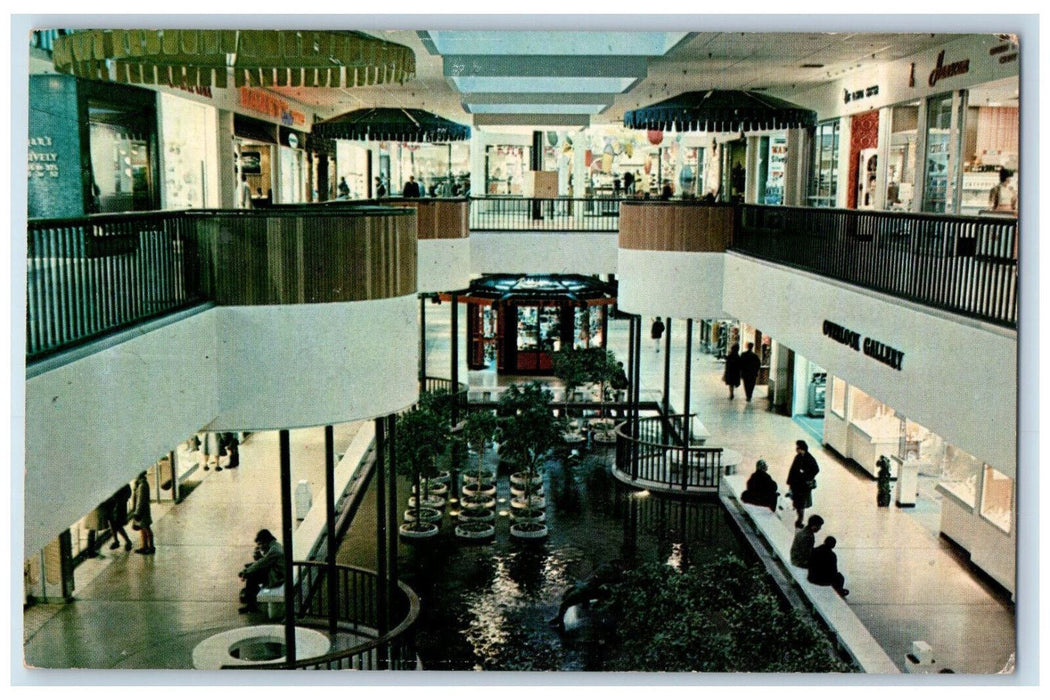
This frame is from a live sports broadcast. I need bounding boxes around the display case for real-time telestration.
[847,387,901,477]
[980,466,1013,533]
[935,443,981,507]
[808,120,839,208]
[960,171,1001,216]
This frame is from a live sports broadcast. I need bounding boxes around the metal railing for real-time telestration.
[236,561,420,670]
[615,414,724,491]
[469,197,624,231]
[733,204,1019,328]
[26,211,203,361]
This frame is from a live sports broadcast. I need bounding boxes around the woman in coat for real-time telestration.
[132,472,155,554]
[723,343,742,399]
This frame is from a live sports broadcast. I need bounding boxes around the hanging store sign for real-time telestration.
[842,84,880,104]
[928,50,971,87]
[238,87,306,127]
[822,320,905,371]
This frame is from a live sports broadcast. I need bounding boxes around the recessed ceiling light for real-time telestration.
[801,63,825,68]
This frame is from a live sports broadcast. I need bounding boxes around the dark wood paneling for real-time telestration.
[385,199,469,239]
[619,202,734,252]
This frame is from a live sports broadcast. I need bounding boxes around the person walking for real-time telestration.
[239,174,253,209]
[374,177,386,198]
[786,439,820,528]
[807,536,850,597]
[402,175,421,198]
[106,482,134,551]
[131,472,155,554]
[337,177,350,199]
[723,343,741,399]
[650,317,665,352]
[238,529,285,614]
[739,342,761,402]
[790,514,824,567]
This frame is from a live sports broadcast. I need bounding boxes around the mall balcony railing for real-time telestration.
[614,414,725,492]
[233,560,421,670]
[732,204,1019,329]
[468,195,623,231]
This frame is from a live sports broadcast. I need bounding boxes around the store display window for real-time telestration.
[938,443,981,507]
[808,120,839,208]
[486,145,530,195]
[922,92,964,213]
[979,465,1013,533]
[829,376,846,418]
[887,101,919,211]
[848,386,900,438]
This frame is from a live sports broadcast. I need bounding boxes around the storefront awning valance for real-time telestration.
[623,90,817,133]
[313,107,471,143]
[444,274,616,305]
[51,29,415,89]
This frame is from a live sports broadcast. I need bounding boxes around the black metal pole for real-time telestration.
[626,311,636,409]
[278,429,296,668]
[374,417,388,643]
[420,294,427,392]
[386,414,399,617]
[324,425,337,636]
[631,315,642,480]
[684,319,694,447]
[662,317,672,419]
[450,293,460,426]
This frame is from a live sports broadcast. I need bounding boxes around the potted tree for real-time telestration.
[397,394,454,540]
[497,382,565,539]
[455,410,499,541]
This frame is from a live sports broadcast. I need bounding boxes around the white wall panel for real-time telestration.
[617,249,725,319]
[418,238,471,292]
[470,232,617,276]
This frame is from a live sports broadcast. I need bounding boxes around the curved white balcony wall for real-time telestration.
[617,249,725,319]
[209,297,418,430]
[24,298,418,555]
[470,232,618,276]
[418,238,471,292]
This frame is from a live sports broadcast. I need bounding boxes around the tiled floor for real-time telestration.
[22,311,1016,676]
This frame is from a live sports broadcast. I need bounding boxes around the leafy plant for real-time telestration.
[551,347,621,414]
[461,409,498,485]
[496,382,565,502]
[396,391,455,527]
[594,555,855,673]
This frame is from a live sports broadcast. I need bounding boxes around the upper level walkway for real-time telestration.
[24,198,1017,364]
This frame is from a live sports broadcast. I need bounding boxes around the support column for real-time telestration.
[278,429,296,668]
[419,294,427,392]
[627,311,636,408]
[450,293,460,426]
[662,318,672,419]
[324,425,337,636]
[386,414,399,616]
[683,320,694,447]
[631,315,642,480]
[374,417,389,642]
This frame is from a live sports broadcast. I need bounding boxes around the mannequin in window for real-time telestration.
[989,168,1017,213]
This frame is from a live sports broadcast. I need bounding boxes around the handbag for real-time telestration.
[807,479,817,491]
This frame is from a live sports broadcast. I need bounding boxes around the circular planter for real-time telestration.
[461,472,496,485]
[510,471,543,488]
[455,521,496,541]
[431,471,452,485]
[459,493,497,510]
[399,522,440,540]
[408,494,446,510]
[458,506,496,523]
[461,482,497,499]
[510,522,548,540]
[511,495,547,510]
[510,483,545,498]
[403,506,443,524]
[509,508,546,524]
[413,482,449,497]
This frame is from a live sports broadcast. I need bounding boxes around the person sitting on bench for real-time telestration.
[741,459,778,511]
[238,529,284,614]
[807,536,850,598]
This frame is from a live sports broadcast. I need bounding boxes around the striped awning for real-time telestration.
[624,90,817,133]
[51,29,415,89]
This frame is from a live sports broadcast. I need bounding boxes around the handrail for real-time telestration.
[615,414,724,491]
[733,203,1018,328]
[233,560,421,670]
[468,196,625,231]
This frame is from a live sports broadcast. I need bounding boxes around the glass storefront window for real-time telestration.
[979,465,1013,533]
[848,386,899,438]
[486,145,530,196]
[922,92,964,213]
[808,120,839,207]
[829,376,846,418]
[887,101,919,211]
[939,443,982,506]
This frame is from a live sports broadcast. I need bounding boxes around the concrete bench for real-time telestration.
[722,474,900,674]
[255,585,286,620]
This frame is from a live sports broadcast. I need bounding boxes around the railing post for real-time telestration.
[662,317,672,419]
[374,417,388,651]
[325,425,338,636]
[278,429,296,669]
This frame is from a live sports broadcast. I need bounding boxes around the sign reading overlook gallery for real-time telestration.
[822,320,905,371]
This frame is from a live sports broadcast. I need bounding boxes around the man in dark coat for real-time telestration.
[807,536,849,597]
[741,459,778,511]
[402,175,421,198]
[786,439,820,528]
[650,317,665,352]
[739,342,762,402]
[238,529,285,613]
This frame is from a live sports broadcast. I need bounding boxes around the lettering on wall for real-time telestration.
[822,320,904,371]
[989,42,1019,65]
[843,85,880,104]
[27,136,60,178]
[928,50,971,87]
[238,87,306,127]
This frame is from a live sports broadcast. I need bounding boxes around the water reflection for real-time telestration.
[337,450,742,671]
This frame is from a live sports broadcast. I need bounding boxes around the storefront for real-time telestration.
[158,92,220,209]
[453,274,615,374]
[234,114,277,207]
[822,375,1015,595]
